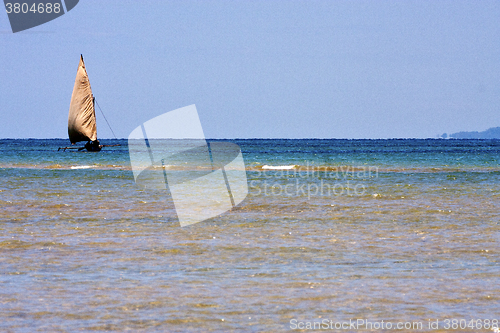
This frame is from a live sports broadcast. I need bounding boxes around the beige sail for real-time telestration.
[68,55,97,144]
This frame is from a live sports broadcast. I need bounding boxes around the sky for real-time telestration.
[1,0,499,139]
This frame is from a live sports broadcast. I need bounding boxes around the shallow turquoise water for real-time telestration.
[1,139,499,332]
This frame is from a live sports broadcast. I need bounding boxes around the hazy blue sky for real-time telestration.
[1,0,499,139]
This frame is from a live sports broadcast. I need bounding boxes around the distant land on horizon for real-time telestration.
[443,126,500,139]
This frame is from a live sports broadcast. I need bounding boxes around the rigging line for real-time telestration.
[95,99,118,140]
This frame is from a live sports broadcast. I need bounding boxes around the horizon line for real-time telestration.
[1,137,498,140]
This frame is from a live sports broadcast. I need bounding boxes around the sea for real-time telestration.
[1,138,499,332]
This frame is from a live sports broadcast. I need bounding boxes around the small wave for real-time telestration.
[70,165,94,170]
[262,165,297,170]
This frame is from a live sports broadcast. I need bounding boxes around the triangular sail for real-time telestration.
[68,55,97,144]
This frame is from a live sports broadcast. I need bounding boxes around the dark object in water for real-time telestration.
[83,140,102,152]
[58,140,119,152]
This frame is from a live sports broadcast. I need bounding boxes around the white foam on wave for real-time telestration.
[70,165,94,170]
[262,165,296,170]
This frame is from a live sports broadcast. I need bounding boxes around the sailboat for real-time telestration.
[59,55,117,152]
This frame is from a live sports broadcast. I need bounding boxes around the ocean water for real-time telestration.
[1,139,499,332]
